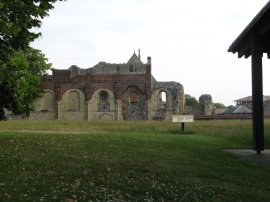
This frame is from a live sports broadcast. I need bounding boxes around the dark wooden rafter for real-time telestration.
[237,42,250,58]
[261,37,270,52]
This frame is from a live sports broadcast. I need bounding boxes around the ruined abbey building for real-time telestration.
[31,51,185,121]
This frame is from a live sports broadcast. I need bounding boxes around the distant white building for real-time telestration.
[234,96,270,115]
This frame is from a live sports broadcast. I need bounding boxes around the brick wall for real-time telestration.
[31,56,184,121]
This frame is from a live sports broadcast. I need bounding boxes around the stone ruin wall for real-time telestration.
[150,82,184,120]
[198,94,214,115]
[28,79,185,121]
[29,90,56,120]
[88,89,116,120]
[26,53,185,121]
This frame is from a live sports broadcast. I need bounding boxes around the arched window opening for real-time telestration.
[130,92,138,104]
[160,91,167,109]
[68,91,80,111]
[129,65,136,72]
[98,91,110,112]
[122,86,146,120]
[43,91,55,112]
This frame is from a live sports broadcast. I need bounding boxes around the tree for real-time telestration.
[185,94,199,108]
[0,0,64,119]
[1,49,51,116]
[214,103,226,109]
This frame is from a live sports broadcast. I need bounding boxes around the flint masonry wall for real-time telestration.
[199,94,214,115]
[30,53,185,121]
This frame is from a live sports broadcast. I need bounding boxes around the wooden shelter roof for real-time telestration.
[228,1,270,58]
[234,95,270,102]
[223,105,252,114]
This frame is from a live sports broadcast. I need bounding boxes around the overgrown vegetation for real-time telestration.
[214,103,226,109]
[0,0,64,119]
[0,120,270,201]
[185,94,226,109]
[185,94,199,108]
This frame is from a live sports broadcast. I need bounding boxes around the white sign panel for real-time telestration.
[172,115,194,123]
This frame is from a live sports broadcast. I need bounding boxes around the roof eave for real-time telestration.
[228,1,270,55]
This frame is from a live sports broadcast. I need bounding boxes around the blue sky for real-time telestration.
[32,0,270,106]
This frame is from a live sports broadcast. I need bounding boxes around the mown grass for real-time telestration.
[0,120,270,201]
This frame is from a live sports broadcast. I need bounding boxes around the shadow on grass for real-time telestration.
[168,129,196,135]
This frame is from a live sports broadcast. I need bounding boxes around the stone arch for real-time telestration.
[159,91,168,109]
[121,86,147,120]
[98,91,110,112]
[61,89,86,120]
[30,90,56,120]
[34,90,56,112]
[99,113,113,120]
[91,89,115,111]
[90,89,116,120]
[118,84,145,100]
[152,88,173,110]
[151,88,174,120]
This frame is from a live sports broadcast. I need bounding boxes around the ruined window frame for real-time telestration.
[98,90,110,112]
[67,90,80,112]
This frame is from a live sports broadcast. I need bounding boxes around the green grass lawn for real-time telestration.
[0,120,270,201]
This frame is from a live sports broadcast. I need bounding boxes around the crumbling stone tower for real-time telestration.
[199,94,214,115]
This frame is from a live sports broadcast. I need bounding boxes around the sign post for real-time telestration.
[172,115,194,132]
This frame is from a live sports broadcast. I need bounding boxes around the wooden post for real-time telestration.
[251,34,264,154]
[172,115,194,133]
[181,122,185,131]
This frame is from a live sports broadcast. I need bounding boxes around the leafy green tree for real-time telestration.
[1,49,51,116]
[0,0,64,119]
[214,103,226,109]
[0,0,64,50]
[185,94,199,108]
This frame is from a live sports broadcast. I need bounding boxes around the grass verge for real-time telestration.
[0,120,269,201]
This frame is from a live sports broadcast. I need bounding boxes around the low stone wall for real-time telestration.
[97,112,115,120]
[29,112,56,120]
[62,112,85,120]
